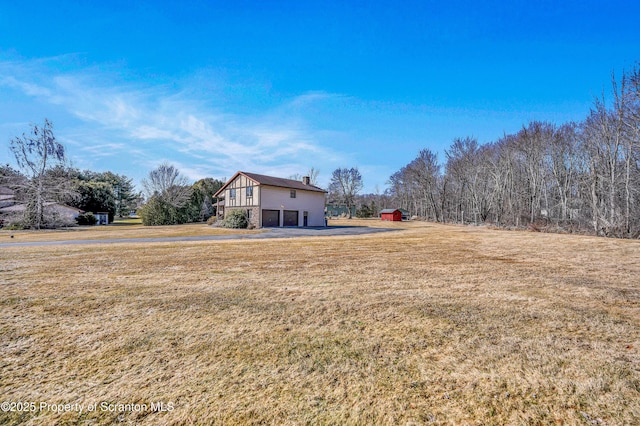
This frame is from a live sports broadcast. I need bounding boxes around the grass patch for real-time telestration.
[1,221,639,424]
[110,217,143,226]
[0,221,261,243]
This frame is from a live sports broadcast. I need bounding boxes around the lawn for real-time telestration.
[1,220,639,425]
[0,219,262,244]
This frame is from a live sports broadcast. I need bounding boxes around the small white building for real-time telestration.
[214,171,327,228]
[94,212,109,225]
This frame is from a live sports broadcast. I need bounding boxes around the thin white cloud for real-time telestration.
[287,91,345,109]
[1,76,53,98]
[0,56,344,187]
[77,142,129,159]
[131,125,179,141]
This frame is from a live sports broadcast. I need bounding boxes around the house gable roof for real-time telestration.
[0,202,84,214]
[380,209,401,214]
[214,171,327,197]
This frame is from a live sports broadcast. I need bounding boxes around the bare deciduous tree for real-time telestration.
[329,167,363,219]
[386,64,640,238]
[142,162,192,208]
[307,167,320,186]
[8,119,74,229]
[289,167,320,186]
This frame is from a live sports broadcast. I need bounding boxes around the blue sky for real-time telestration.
[1,1,639,193]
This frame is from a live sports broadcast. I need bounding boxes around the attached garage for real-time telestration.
[262,209,280,227]
[283,210,298,226]
[215,171,327,228]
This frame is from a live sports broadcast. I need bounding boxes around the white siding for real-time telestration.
[260,186,326,227]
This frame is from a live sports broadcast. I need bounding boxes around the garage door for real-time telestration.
[283,210,298,227]
[262,209,280,227]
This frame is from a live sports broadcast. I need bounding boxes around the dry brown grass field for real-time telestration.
[1,219,639,425]
[0,219,261,243]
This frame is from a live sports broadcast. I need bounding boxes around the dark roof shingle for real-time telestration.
[241,172,326,192]
[214,171,327,197]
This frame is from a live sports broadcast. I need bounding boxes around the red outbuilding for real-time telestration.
[380,208,403,221]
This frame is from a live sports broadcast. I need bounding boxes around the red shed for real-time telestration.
[380,209,402,221]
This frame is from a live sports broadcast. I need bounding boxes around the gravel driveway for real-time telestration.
[0,226,399,247]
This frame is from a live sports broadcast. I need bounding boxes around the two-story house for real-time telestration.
[214,171,327,228]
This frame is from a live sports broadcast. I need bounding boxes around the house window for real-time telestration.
[290,189,296,198]
[228,188,237,206]
[246,209,253,221]
[246,186,253,197]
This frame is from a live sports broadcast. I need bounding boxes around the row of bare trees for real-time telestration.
[388,65,640,238]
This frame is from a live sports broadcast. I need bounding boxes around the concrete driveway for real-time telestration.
[0,226,399,248]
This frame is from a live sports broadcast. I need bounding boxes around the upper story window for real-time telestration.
[290,189,296,198]
[246,186,253,197]
[230,188,236,198]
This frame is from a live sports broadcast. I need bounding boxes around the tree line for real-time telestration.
[1,124,140,229]
[386,65,640,238]
[138,162,224,226]
[5,63,638,236]
[1,120,224,228]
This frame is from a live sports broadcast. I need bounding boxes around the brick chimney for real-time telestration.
[302,176,310,185]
